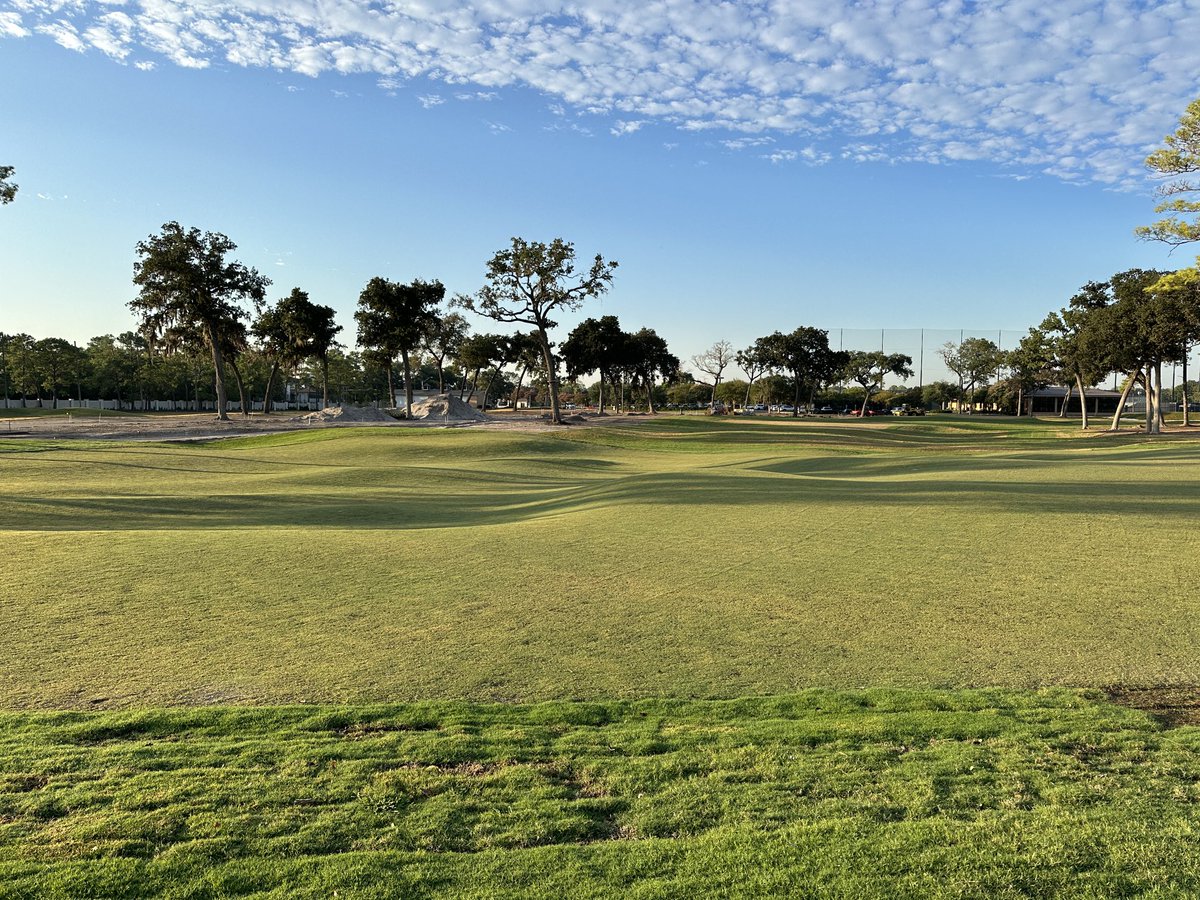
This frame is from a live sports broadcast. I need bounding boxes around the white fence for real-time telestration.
[0,398,332,412]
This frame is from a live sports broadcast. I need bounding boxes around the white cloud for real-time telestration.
[763,149,798,164]
[417,94,444,108]
[722,137,774,151]
[10,0,1200,186]
[0,11,29,38]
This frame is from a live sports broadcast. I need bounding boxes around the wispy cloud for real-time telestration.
[4,1,1198,186]
[722,137,774,151]
[417,94,444,109]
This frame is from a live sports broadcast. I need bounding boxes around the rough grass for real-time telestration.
[4,416,1200,708]
[5,690,1200,898]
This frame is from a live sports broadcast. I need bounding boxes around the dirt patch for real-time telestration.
[406,394,488,422]
[0,408,657,442]
[1105,685,1200,727]
[296,404,397,423]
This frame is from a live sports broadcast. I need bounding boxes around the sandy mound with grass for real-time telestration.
[297,404,396,423]
[407,394,488,422]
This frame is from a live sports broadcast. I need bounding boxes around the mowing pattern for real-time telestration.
[4,690,1200,898]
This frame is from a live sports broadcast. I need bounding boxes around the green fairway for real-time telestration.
[4,689,1200,899]
[4,416,1200,708]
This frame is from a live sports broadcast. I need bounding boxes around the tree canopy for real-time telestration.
[456,237,617,424]
[355,277,442,412]
[690,340,735,407]
[254,288,342,412]
[0,166,15,205]
[561,315,629,414]
[1138,97,1200,252]
[130,222,269,420]
[754,328,844,416]
[938,339,1001,415]
[841,349,913,415]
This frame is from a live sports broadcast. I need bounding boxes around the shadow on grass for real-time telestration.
[7,463,1200,531]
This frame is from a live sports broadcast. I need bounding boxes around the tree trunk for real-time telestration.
[646,378,656,414]
[794,376,803,417]
[465,368,480,405]
[1152,360,1161,434]
[206,324,229,420]
[858,387,869,417]
[481,361,503,411]
[229,357,249,417]
[1147,364,1163,435]
[401,348,413,417]
[537,328,562,424]
[511,366,527,410]
[597,372,606,414]
[322,354,330,408]
[436,356,445,394]
[1183,349,1190,427]
[1075,374,1088,430]
[385,357,396,409]
[262,362,280,415]
[1058,383,1072,418]
[1109,369,1140,431]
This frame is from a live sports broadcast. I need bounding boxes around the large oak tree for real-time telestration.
[130,222,269,420]
[456,237,617,425]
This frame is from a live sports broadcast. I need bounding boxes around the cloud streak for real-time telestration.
[5,0,1199,185]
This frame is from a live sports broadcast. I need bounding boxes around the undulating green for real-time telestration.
[3,416,1199,707]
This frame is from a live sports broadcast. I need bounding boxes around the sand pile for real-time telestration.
[297,404,396,423]
[406,394,488,422]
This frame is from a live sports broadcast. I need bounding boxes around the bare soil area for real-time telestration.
[0,407,648,441]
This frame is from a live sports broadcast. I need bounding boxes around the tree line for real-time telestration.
[6,96,1200,430]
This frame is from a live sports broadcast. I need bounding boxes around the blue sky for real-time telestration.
[2,0,1198,378]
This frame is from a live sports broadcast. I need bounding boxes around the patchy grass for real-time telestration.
[5,690,1200,898]
[4,416,1200,708]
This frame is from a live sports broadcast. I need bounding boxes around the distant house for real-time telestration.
[1026,386,1124,416]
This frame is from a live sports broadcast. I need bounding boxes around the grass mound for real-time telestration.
[4,690,1200,898]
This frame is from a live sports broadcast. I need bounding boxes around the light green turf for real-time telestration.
[3,416,1200,708]
[4,690,1200,898]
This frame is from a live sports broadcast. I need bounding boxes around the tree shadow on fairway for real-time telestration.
[7,461,1200,531]
[753,443,1200,481]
